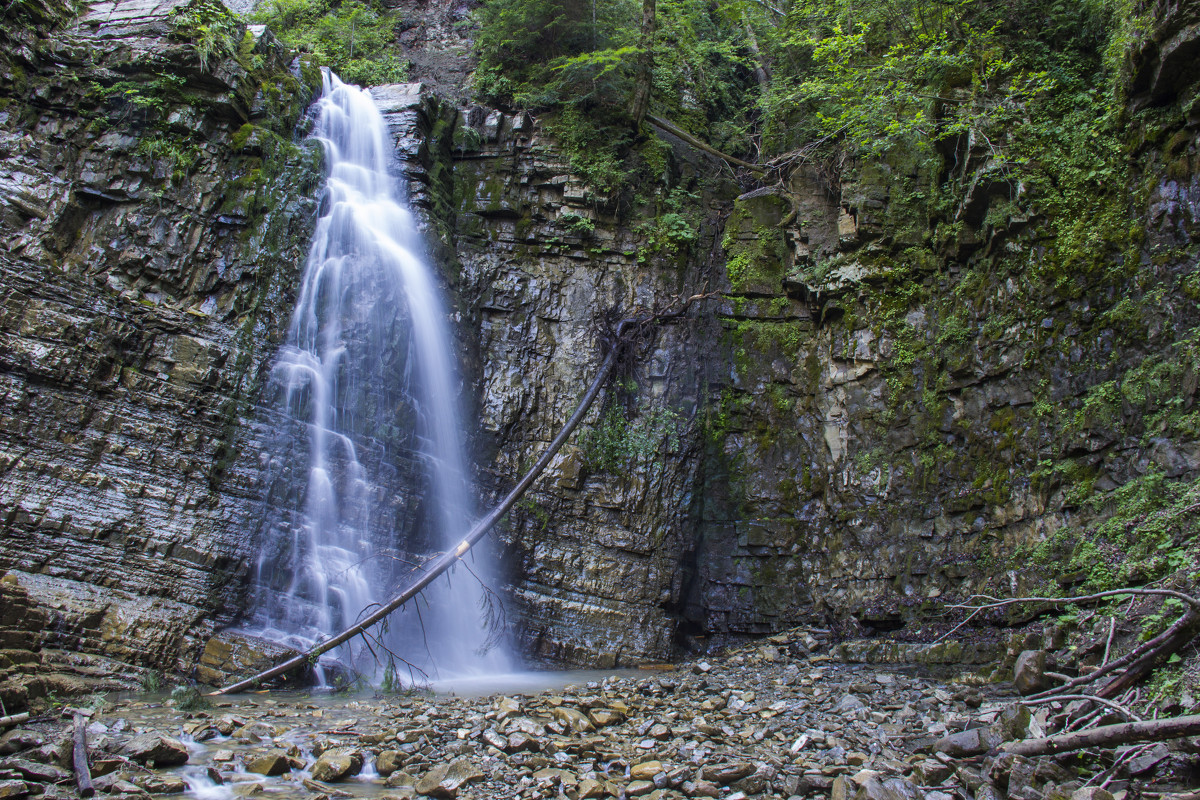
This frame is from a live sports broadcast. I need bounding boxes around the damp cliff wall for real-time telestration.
[409,1,1200,666]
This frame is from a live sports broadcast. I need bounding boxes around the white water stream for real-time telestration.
[245,71,510,683]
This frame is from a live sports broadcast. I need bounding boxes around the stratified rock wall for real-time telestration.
[0,0,321,682]
[410,3,1200,664]
[417,105,731,666]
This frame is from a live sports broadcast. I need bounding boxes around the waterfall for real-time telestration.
[245,71,510,684]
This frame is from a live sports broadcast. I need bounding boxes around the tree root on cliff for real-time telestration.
[209,291,714,696]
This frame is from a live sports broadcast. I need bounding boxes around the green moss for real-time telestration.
[721,197,791,293]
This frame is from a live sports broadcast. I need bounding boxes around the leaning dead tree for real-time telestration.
[646,115,764,174]
[211,293,713,696]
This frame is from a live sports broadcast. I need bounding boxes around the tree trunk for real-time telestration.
[72,712,95,799]
[1002,714,1200,757]
[743,14,771,90]
[628,0,656,130]
[646,114,763,172]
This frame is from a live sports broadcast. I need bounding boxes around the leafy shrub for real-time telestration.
[171,685,210,711]
[250,0,408,86]
[582,402,682,472]
[170,0,242,71]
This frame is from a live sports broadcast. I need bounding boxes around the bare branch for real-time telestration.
[950,588,1200,613]
[932,607,982,644]
[1019,694,1144,722]
[1102,616,1116,666]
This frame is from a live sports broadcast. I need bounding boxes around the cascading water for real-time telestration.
[245,71,510,683]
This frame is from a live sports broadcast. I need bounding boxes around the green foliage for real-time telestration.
[170,0,242,72]
[1032,473,1200,593]
[582,401,683,472]
[91,73,187,119]
[472,0,759,195]
[379,659,398,693]
[544,104,634,192]
[556,211,596,237]
[1140,598,1185,642]
[2,0,81,32]
[250,0,408,86]
[137,137,201,182]
[638,211,697,264]
[140,671,166,693]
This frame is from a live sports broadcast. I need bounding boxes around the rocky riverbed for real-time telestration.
[0,633,1196,800]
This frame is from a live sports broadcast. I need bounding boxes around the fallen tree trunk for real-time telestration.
[646,115,764,174]
[1002,714,1200,757]
[1097,609,1200,699]
[72,711,95,799]
[211,316,652,695]
[0,712,29,728]
[1028,609,1190,700]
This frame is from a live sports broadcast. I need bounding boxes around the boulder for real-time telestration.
[122,734,189,767]
[933,726,1003,757]
[1071,789,1115,800]
[310,749,363,782]
[0,731,43,756]
[128,773,187,794]
[854,777,922,800]
[414,759,484,799]
[631,760,665,780]
[0,780,29,800]
[700,763,755,785]
[0,757,71,783]
[1126,742,1170,775]
[1013,651,1048,695]
[550,707,593,733]
[245,752,291,777]
[375,750,405,776]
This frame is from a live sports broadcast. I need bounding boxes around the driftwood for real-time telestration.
[1028,610,1192,700]
[0,712,29,727]
[1019,693,1143,722]
[955,589,1200,702]
[71,711,95,798]
[1002,714,1200,757]
[211,299,709,696]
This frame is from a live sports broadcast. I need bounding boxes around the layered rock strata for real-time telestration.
[0,0,321,692]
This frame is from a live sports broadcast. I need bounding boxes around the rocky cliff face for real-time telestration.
[0,0,321,702]
[412,3,1200,665]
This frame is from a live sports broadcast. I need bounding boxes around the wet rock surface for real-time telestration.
[7,641,1196,800]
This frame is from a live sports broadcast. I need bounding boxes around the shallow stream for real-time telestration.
[99,669,643,800]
